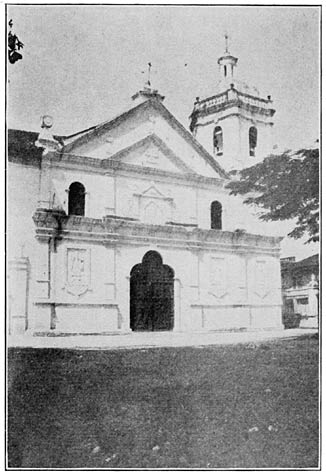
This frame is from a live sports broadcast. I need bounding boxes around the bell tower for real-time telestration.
[190,36,276,172]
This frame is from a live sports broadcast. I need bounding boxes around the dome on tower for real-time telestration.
[214,40,262,98]
[216,77,260,97]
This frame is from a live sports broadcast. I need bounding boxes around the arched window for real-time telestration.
[213,126,223,155]
[249,126,258,157]
[211,201,222,230]
[68,182,85,216]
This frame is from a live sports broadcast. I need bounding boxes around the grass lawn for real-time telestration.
[7,334,319,469]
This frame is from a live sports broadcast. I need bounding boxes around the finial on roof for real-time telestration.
[133,62,165,103]
[147,62,152,87]
[41,115,53,129]
[35,115,61,154]
[141,62,153,90]
[224,32,229,54]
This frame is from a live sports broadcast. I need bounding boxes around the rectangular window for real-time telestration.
[296,297,309,305]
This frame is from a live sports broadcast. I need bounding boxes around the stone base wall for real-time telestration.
[8,258,30,335]
[32,303,122,334]
[189,305,282,332]
[29,304,283,335]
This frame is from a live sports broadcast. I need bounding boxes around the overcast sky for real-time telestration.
[7,5,320,259]
[8,5,320,152]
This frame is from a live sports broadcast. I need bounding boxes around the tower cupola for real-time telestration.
[217,34,238,82]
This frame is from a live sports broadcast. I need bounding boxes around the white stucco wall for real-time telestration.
[44,162,283,239]
[8,163,283,335]
[8,163,39,259]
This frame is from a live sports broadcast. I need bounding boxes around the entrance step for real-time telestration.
[8,328,318,350]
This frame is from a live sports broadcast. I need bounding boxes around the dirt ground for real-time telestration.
[7,334,319,468]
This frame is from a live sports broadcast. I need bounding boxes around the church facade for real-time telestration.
[8,45,283,336]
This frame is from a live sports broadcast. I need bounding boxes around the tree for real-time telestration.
[226,148,319,243]
[8,20,24,64]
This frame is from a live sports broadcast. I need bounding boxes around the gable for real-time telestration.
[61,99,228,180]
[104,135,195,174]
[129,141,178,171]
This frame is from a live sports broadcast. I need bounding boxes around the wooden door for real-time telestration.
[130,251,174,331]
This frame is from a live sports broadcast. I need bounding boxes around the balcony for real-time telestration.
[32,209,282,256]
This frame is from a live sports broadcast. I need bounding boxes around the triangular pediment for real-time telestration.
[61,99,228,180]
[103,134,194,174]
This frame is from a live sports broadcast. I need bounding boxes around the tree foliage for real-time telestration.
[8,20,24,64]
[226,148,319,243]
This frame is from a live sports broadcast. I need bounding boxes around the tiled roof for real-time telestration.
[281,253,319,274]
[295,254,319,269]
[8,129,43,166]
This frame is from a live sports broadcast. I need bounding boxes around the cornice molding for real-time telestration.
[196,100,275,120]
[33,210,282,257]
[43,150,226,186]
[196,112,274,127]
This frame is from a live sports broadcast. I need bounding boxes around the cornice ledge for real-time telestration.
[32,210,282,252]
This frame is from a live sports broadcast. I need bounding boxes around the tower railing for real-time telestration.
[193,87,274,116]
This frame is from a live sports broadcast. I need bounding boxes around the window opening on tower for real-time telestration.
[213,126,223,156]
[249,126,258,157]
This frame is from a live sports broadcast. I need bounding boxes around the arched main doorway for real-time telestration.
[130,251,174,331]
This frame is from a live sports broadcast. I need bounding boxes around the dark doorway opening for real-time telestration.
[130,251,174,331]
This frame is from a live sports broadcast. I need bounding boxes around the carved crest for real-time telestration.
[209,257,228,299]
[65,248,90,296]
[254,260,270,299]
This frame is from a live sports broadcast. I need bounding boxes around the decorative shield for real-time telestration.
[254,260,270,299]
[65,248,90,296]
